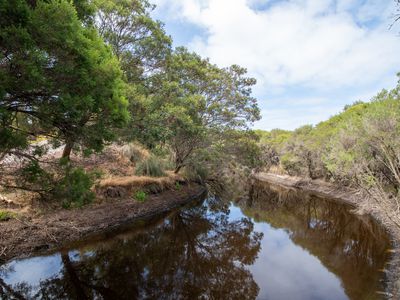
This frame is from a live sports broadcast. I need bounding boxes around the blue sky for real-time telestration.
[152,0,400,130]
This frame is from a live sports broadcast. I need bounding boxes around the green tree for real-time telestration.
[93,0,173,147]
[0,0,129,160]
[95,0,172,83]
[138,48,260,173]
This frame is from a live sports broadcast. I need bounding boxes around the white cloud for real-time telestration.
[154,0,400,129]
[155,0,400,88]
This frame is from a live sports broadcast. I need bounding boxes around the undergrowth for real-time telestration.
[135,155,166,177]
[0,210,15,222]
[134,190,147,202]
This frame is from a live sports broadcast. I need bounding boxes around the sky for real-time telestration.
[152,0,400,130]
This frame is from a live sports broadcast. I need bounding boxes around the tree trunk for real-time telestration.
[61,253,88,300]
[62,140,74,159]
[174,165,182,174]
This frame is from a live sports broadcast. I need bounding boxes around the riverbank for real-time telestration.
[0,183,206,264]
[253,172,400,299]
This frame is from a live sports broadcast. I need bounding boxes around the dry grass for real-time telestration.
[74,144,135,178]
[120,142,150,163]
[1,142,182,207]
[96,171,184,199]
[268,165,288,175]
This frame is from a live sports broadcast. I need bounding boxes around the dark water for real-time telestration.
[0,181,392,300]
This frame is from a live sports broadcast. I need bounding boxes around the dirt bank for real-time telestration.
[0,183,206,264]
[253,172,400,300]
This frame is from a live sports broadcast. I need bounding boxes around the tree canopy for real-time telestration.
[0,0,129,160]
[0,0,261,201]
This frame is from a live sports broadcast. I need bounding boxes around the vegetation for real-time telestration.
[0,0,129,160]
[258,79,400,228]
[134,190,147,202]
[0,0,398,234]
[121,142,149,163]
[0,211,15,222]
[56,164,97,208]
[0,0,260,206]
[0,2,399,296]
[134,155,166,177]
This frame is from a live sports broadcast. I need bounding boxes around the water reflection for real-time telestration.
[0,182,391,300]
[241,181,391,300]
[0,198,263,299]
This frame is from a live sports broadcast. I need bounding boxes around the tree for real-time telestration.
[137,48,260,173]
[94,0,172,83]
[0,0,129,160]
[93,0,173,147]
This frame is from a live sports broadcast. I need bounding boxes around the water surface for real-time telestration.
[0,181,391,299]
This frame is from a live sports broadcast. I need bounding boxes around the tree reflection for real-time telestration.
[1,197,263,300]
[242,181,391,300]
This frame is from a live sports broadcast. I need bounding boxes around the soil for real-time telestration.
[253,172,400,300]
[0,183,206,264]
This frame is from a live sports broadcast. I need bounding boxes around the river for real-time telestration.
[0,180,391,299]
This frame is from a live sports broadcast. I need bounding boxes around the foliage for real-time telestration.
[259,78,400,227]
[95,0,172,82]
[175,182,181,190]
[0,0,129,160]
[134,190,147,202]
[133,47,261,173]
[258,100,371,178]
[55,163,97,208]
[254,129,292,148]
[17,161,54,193]
[134,155,166,177]
[0,0,260,200]
[0,210,15,222]
[183,161,209,183]
[326,87,400,184]
[280,153,302,176]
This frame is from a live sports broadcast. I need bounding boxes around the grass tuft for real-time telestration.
[120,142,150,163]
[0,210,15,222]
[135,155,166,177]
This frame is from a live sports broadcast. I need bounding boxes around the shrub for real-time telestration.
[280,153,302,176]
[134,190,147,202]
[175,182,182,190]
[55,164,96,208]
[135,155,166,177]
[19,161,53,193]
[0,210,15,222]
[183,162,208,183]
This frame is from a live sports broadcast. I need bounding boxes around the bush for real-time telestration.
[280,153,302,176]
[0,210,15,222]
[183,162,208,183]
[134,190,147,202]
[175,182,182,190]
[19,161,53,193]
[135,155,166,177]
[55,164,96,208]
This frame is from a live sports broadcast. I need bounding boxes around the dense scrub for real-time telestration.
[257,80,400,228]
